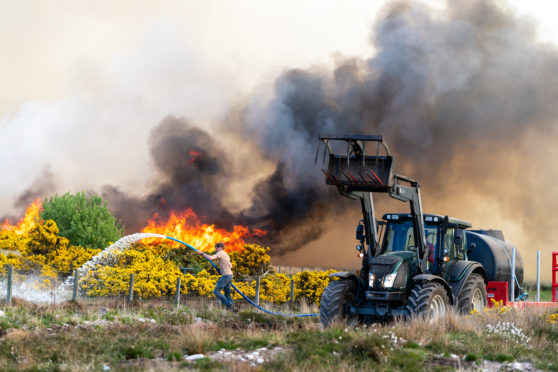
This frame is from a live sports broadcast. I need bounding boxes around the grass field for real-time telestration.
[0,297,557,371]
[522,282,554,302]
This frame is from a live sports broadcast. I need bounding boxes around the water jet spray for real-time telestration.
[77,233,318,317]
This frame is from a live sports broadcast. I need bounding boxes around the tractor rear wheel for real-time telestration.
[406,282,449,321]
[456,274,487,314]
[320,280,357,327]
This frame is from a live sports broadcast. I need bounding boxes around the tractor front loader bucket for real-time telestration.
[318,134,393,193]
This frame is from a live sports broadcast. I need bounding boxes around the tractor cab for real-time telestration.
[379,213,472,278]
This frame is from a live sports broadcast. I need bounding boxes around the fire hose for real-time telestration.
[164,236,319,317]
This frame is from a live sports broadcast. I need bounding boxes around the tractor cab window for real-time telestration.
[382,221,414,253]
[381,221,439,256]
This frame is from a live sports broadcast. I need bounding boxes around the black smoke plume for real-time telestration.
[102,116,235,232]
[233,0,558,255]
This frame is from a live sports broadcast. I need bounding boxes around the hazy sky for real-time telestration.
[0,1,381,114]
[2,0,556,114]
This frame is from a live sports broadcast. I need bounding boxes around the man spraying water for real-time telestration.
[198,242,237,312]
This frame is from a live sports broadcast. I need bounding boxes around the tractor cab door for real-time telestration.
[438,225,466,280]
[425,226,440,273]
[439,226,455,280]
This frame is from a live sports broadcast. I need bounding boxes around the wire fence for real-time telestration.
[0,264,337,313]
[271,265,355,274]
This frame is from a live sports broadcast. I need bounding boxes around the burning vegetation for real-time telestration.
[0,196,335,304]
[141,209,266,253]
[1,199,41,235]
[1,195,265,255]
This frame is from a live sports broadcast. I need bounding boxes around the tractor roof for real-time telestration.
[382,213,472,229]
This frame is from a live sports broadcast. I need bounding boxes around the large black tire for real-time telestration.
[406,281,450,321]
[320,280,357,327]
[456,273,487,314]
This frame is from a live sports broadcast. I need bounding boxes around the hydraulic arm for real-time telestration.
[317,134,428,272]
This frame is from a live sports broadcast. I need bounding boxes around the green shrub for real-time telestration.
[41,192,124,248]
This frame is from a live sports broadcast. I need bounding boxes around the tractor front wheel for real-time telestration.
[456,273,487,314]
[406,282,450,321]
[320,280,357,327]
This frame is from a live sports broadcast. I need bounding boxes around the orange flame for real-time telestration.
[1,198,42,234]
[188,150,203,165]
[141,208,266,253]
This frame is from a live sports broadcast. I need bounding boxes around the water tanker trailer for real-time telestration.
[317,134,524,325]
[466,230,524,295]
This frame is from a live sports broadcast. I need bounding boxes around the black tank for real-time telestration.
[466,230,524,291]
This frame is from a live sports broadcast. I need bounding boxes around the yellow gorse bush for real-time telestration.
[0,229,30,253]
[182,270,218,297]
[48,245,101,275]
[229,244,271,277]
[1,219,99,278]
[261,273,291,303]
[293,269,339,304]
[2,219,339,305]
[0,253,21,274]
[231,279,255,299]
[80,248,183,297]
[174,271,337,304]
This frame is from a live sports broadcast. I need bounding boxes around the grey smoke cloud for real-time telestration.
[230,0,558,270]
[15,166,57,211]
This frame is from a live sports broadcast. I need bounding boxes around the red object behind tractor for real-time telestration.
[486,281,509,307]
[487,251,558,309]
[553,252,558,302]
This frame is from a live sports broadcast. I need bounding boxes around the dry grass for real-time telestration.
[395,309,481,344]
[0,298,556,371]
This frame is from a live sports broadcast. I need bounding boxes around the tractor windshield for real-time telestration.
[381,221,440,263]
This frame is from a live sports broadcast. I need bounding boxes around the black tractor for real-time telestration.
[317,134,522,325]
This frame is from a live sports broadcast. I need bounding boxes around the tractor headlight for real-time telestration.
[369,274,375,287]
[383,273,397,288]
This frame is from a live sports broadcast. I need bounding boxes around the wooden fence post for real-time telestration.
[72,270,79,302]
[128,273,135,302]
[175,277,181,308]
[255,277,261,305]
[6,265,13,304]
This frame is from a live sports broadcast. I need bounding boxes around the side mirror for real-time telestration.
[467,242,476,253]
[356,223,364,242]
[355,245,362,252]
